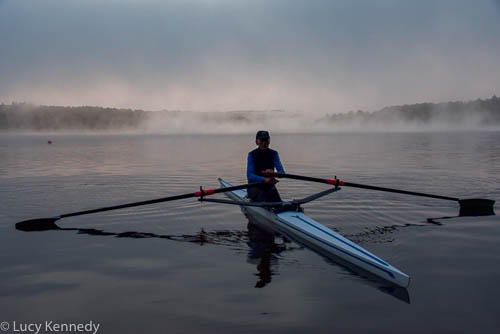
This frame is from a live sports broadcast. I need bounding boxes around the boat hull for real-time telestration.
[219,179,410,288]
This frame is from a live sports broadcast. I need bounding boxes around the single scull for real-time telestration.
[218,178,410,288]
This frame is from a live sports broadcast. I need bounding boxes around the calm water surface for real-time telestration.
[1,132,499,333]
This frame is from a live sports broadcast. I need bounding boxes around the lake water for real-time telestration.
[1,132,499,333]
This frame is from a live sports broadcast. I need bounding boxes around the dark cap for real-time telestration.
[256,130,270,140]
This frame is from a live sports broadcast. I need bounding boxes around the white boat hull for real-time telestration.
[220,179,410,288]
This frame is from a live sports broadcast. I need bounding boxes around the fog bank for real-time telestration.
[1,96,499,133]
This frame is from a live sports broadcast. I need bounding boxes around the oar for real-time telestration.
[273,173,495,216]
[16,183,259,230]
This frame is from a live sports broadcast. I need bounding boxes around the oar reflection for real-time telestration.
[15,218,411,303]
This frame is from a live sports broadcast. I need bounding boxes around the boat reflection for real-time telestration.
[245,218,411,304]
[15,218,410,303]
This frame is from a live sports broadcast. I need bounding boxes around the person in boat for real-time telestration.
[247,130,284,203]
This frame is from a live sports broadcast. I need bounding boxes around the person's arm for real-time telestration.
[247,153,264,183]
[274,151,285,174]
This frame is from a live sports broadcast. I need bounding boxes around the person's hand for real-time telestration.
[263,177,279,184]
[261,169,276,176]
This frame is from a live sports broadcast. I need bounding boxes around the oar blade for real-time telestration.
[15,217,61,231]
[458,199,495,216]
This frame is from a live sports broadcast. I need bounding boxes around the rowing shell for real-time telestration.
[219,178,410,288]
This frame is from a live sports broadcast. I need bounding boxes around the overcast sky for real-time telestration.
[1,0,499,113]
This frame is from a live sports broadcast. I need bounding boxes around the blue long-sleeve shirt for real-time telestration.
[247,150,285,183]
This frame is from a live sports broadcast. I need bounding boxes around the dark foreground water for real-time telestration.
[1,132,499,333]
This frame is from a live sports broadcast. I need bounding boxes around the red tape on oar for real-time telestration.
[325,178,344,186]
[194,188,216,197]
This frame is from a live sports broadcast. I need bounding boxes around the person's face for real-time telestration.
[256,138,270,150]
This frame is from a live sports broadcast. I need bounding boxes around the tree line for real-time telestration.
[1,95,499,131]
[0,104,148,131]
[322,95,500,126]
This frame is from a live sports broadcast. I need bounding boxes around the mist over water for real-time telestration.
[2,95,499,134]
[143,108,500,134]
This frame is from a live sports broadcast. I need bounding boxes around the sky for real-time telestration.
[1,0,499,114]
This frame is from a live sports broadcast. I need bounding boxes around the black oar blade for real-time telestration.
[458,199,495,216]
[15,217,61,232]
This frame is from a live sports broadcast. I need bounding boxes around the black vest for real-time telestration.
[250,148,276,176]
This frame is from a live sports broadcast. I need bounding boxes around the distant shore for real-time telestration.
[1,95,499,132]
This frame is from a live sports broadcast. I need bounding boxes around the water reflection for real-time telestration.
[15,218,411,303]
[247,222,293,288]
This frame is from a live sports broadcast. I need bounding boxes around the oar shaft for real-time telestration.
[275,173,459,202]
[341,181,459,201]
[61,193,195,218]
[60,183,257,219]
[275,173,331,184]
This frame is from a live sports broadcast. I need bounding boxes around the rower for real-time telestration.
[247,130,285,204]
